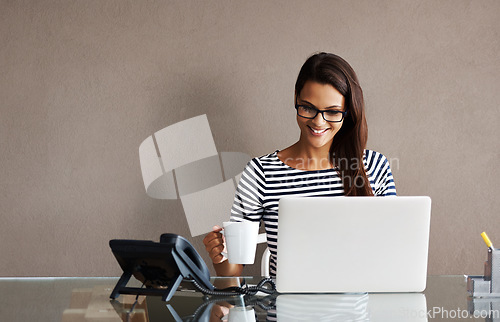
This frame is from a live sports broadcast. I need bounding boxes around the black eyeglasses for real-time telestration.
[295,97,347,123]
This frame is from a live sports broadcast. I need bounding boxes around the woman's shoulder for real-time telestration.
[249,150,280,164]
[243,150,281,172]
[363,149,397,195]
[363,149,396,178]
[363,149,391,168]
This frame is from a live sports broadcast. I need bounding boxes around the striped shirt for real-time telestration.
[230,149,397,277]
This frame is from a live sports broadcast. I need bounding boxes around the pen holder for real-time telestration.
[467,248,500,297]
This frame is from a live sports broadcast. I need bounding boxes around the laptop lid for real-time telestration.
[275,196,431,293]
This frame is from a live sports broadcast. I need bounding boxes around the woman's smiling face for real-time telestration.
[296,81,346,149]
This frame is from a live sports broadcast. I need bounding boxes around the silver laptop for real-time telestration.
[275,196,431,293]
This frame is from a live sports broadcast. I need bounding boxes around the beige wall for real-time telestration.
[1,0,499,277]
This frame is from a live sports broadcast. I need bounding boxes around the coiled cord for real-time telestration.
[243,293,277,311]
[188,293,277,320]
[191,277,276,296]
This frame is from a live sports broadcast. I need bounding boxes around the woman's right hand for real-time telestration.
[203,225,226,264]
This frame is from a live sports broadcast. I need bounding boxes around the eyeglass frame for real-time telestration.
[294,97,347,123]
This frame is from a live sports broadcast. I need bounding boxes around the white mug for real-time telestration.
[222,221,260,264]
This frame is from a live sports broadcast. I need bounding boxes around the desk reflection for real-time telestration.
[468,297,500,321]
[0,275,480,322]
[62,279,427,321]
[275,293,426,322]
[159,292,427,322]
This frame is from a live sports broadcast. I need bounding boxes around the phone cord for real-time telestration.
[191,277,276,296]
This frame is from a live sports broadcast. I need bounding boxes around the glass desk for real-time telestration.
[1,275,499,321]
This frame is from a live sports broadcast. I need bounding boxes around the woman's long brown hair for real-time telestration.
[295,52,373,196]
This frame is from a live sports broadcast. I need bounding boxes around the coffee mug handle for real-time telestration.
[219,230,228,260]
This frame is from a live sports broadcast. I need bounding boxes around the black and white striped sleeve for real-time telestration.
[372,152,397,196]
[230,158,266,222]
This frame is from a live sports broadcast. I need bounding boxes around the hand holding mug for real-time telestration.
[203,225,226,264]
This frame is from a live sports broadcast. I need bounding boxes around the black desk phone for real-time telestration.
[109,233,214,301]
[109,233,275,302]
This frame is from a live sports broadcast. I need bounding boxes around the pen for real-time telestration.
[481,232,494,250]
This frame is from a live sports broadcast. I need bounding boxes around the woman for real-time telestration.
[203,52,397,277]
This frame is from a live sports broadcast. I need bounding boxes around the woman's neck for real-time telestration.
[278,141,333,170]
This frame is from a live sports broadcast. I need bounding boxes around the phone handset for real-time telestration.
[160,233,213,290]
